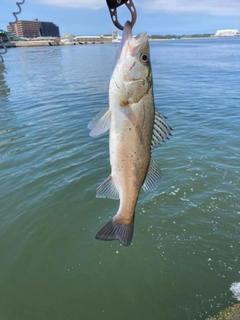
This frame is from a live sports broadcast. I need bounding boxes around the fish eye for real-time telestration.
[140,54,148,63]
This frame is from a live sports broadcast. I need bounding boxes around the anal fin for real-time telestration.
[96,176,119,200]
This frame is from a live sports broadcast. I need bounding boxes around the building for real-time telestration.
[74,35,112,44]
[7,19,60,38]
[39,21,60,37]
[7,20,40,38]
[214,29,240,37]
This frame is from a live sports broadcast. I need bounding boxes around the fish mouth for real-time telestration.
[121,21,133,46]
[120,21,148,56]
[116,21,132,59]
[114,21,132,66]
[113,21,149,72]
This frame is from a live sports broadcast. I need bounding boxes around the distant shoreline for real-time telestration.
[4,35,239,48]
[149,36,240,41]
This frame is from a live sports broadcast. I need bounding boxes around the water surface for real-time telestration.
[0,37,240,319]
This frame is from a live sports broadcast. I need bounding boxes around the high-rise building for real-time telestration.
[7,19,60,38]
[39,21,60,37]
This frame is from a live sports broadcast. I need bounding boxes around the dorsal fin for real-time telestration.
[151,110,172,150]
[142,158,162,192]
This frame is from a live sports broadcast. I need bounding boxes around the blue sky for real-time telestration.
[1,0,240,36]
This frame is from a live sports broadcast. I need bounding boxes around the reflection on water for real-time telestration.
[0,64,10,102]
[0,64,13,150]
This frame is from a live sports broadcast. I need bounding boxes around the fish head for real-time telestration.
[112,21,152,106]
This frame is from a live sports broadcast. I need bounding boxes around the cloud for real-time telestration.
[32,0,240,16]
[139,0,240,16]
[33,0,105,9]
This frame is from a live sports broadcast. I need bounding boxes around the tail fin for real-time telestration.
[95,218,134,246]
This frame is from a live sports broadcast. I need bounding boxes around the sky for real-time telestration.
[1,0,240,36]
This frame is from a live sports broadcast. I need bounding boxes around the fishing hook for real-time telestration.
[0,0,25,63]
[106,0,137,30]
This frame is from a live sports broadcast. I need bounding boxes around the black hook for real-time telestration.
[106,0,128,9]
[106,0,137,30]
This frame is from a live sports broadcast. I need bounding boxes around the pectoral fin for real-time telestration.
[142,158,162,192]
[88,107,111,137]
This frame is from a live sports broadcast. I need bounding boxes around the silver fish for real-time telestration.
[88,21,171,246]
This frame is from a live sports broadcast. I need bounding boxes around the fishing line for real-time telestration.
[0,0,25,63]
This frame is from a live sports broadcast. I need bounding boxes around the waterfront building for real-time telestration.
[214,29,240,37]
[7,19,60,38]
[74,35,112,44]
[39,21,60,37]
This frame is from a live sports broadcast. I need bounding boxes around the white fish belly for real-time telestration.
[109,98,154,222]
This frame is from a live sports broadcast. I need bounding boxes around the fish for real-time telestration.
[88,21,171,246]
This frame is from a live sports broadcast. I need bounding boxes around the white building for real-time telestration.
[214,29,239,37]
[74,35,112,44]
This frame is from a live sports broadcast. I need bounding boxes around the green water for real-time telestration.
[0,38,240,319]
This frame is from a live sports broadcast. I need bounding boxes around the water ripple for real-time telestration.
[0,38,240,320]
